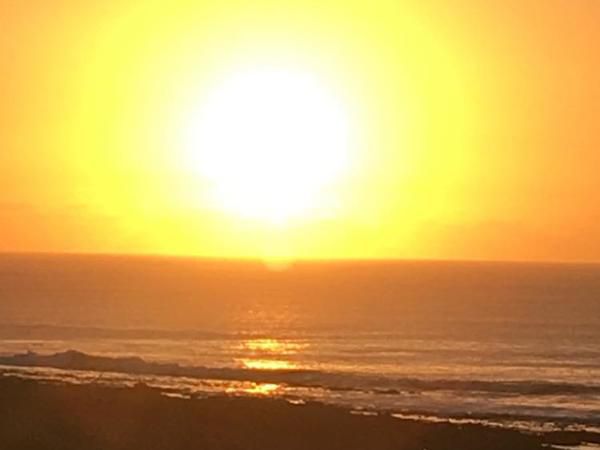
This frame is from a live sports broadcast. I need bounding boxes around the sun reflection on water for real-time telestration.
[242,338,305,353]
[225,382,281,396]
[240,359,296,370]
[238,338,305,370]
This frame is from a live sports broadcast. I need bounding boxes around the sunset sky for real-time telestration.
[1,0,599,261]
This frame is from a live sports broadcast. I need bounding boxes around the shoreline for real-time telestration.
[3,363,598,437]
[1,375,597,450]
[1,350,599,437]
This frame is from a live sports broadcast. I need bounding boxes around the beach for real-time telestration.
[3,375,584,450]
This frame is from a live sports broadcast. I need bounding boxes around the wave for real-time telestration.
[1,350,600,398]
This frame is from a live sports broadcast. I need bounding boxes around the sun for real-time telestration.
[183,67,352,224]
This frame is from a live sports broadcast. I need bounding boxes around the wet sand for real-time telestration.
[0,376,581,450]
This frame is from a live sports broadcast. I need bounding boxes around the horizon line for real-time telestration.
[1,250,599,267]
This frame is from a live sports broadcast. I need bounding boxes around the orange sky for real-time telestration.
[1,0,599,262]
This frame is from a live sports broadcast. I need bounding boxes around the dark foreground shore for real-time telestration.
[0,376,585,450]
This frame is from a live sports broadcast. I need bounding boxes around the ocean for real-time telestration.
[0,254,599,433]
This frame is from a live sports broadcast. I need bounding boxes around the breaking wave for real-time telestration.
[2,350,600,398]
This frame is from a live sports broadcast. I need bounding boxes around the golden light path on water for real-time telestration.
[240,360,296,370]
[237,338,306,372]
[242,338,301,353]
[190,336,306,396]
[227,382,282,396]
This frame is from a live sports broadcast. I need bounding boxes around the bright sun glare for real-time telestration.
[184,67,351,224]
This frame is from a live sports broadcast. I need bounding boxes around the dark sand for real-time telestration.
[0,376,583,450]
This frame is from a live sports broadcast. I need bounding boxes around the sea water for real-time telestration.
[0,254,599,432]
